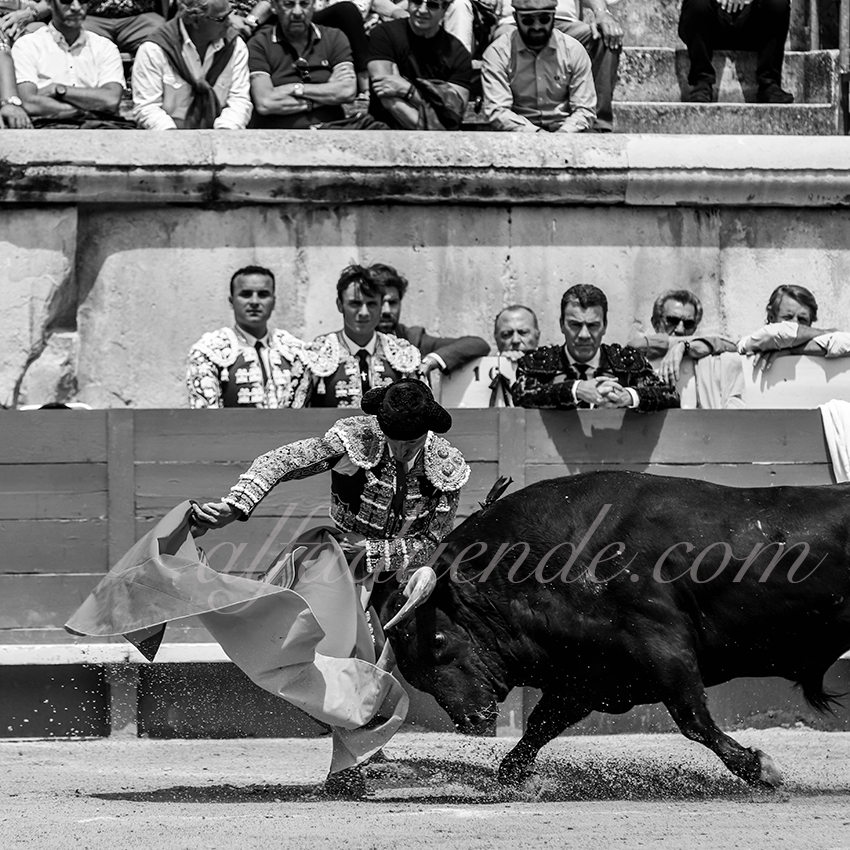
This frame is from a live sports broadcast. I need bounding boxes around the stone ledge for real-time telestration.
[1,131,849,207]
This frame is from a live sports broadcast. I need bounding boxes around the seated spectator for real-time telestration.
[492,0,621,132]
[187,266,314,408]
[372,262,490,377]
[12,0,125,122]
[1,1,50,43]
[308,264,421,408]
[367,0,473,130]
[232,0,388,95]
[132,0,252,129]
[737,284,850,369]
[494,304,540,360]
[629,289,738,385]
[0,28,32,126]
[482,0,595,133]
[678,0,793,104]
[248,0,358,129]
[512,283,680,410]
[83,0,165,55]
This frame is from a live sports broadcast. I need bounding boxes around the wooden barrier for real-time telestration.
[0,408,839,736]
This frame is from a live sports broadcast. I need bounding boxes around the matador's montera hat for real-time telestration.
[362,378,453,441]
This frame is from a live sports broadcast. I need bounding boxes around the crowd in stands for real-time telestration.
[0,0,796,130]
[182,262,847,413]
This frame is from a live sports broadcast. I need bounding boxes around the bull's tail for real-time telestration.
[796,677,846,713]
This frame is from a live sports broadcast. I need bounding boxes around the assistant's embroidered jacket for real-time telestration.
[306,331,421,408]
[186,326,312,409]
[224,416,470,576]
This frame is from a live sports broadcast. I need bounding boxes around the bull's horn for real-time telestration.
[383,578,434,631]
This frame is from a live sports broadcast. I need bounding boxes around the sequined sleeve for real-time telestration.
[186,346,224,409]
[365,488,460,580]
[224,433,347,516]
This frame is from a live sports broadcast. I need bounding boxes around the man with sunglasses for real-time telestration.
[491,0,620,132]
[482,0,596,133]
[132,0,252,129]
[367,0,473,130]
[11,0,125,121]
[248,0,357,128]
[629,289,740,393]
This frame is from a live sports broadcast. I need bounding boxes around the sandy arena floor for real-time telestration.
[1,730,849,849]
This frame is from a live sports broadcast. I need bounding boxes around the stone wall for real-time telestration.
[2,132,850,408]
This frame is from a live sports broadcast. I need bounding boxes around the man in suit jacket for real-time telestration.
[371,262,490,378]
[512,284,680,411]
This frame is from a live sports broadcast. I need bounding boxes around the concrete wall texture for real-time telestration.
[2,133,850,408]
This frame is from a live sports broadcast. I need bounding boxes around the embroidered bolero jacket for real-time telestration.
[307,331,421,408]
[224,416,470,576]
[186,326,313,409]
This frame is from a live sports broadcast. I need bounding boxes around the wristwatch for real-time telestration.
[0,95,23,108]
[292,83,305,99]
[54,85,67,101]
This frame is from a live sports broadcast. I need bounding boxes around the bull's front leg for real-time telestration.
[498,690,592,786]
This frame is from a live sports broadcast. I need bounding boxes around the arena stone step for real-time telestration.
[618,47,837,104]
[612,101,838,134]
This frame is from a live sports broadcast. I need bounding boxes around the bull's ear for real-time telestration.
[478,476,513,512]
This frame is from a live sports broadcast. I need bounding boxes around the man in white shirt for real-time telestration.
[483,0,596,133]
[492,0,621,131]
[132,0,251,129]
[12,0,124,120]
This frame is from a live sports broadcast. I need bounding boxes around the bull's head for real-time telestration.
[381,526,516,735]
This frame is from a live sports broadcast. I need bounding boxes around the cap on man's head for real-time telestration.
[361,378,452,441]
[513,0,558,10]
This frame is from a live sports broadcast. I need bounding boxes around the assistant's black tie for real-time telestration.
[356,349,370,393]
[255,341,268,385]
[574,363,589,380]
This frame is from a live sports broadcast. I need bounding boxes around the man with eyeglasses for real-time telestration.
[512,284,679,411]
[248,0,357,128]
[132,0,252,129]
[491,0,620,132]
[367,0,473,130]
[482,0,596,133]
[629,289,740,398]
[11,0,125,121]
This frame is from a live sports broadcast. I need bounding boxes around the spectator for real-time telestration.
[371,262,490,378]
[132,0,252,129]
[492,0,621,132]
[248,0,358,129]
[0,29,32,126]
[186,266,314,408]
[494,304,540,360]
[309,264,421,408]
[737,284,850,369]
[83,0,165,55]
[367,0,473,130]
[512,283,680,410]
[1,1,50,44]
[482,0,595,133]
[232,0,387,95]
[629,289,738,384]
[12,0,125,121]
[678,0,793,104]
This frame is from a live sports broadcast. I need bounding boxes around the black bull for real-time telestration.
[379,470,850,788]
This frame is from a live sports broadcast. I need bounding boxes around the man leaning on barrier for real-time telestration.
[512,283,680,411]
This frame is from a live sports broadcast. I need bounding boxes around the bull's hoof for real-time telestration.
[755,749,783,788]
[322,767,366,799]
[497,757,534,787]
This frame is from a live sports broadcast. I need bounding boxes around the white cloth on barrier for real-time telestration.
[819,399,850,483]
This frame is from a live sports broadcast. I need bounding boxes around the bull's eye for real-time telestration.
[433,632,446,649]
